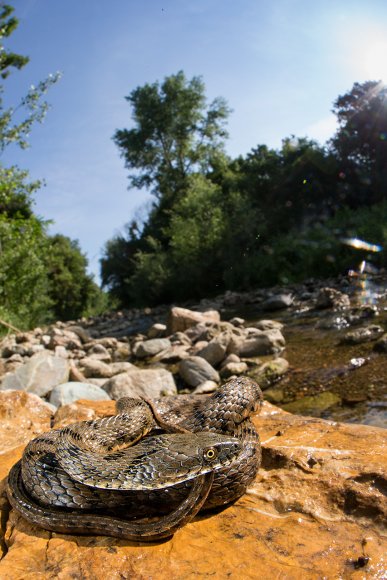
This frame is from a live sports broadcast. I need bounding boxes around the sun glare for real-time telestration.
[340,19,387,84]
[362,40,387,83]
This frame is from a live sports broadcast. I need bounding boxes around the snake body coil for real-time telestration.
[7,377,263,540]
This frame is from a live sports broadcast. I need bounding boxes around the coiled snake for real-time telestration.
[7,377,263,541]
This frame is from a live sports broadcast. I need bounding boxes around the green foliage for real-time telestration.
[0,4,103,330]
[0,3,61,153]
[44,234,105,321]
[114,70,230,203]
[0,166,52,328]
[331,81,387,205]
[104,74,387,307]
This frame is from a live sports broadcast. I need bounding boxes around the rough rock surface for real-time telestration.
[132,338,171,358]
[49,382,111,407]
[0,351,69,396]
[179,356,220,387]
[102,368,177,399]
[0,392,386,579]
[237,328,286,357]
[167,306,221,333]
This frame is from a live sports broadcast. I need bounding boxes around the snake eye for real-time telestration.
[204,447,217,460]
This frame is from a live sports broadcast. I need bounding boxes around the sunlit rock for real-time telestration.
[167,306,220,334]
[1,395,386,579]
[0,351,70,397]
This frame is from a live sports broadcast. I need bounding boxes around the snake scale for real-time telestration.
[7,377,263,541]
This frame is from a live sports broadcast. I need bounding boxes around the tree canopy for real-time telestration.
[114,70,230,203]
[102,76,387,306]
[331,81,387,205]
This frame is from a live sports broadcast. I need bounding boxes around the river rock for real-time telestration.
[132,338,171,358]
[1,354,24,375]
[109,361,136,374]
[1,395,386,579]
[0,351,70,397]
[49,382,112,407]
[66,325,92,343]
[192,380,218,394]
[78,357,115,379]
[169,331,192,346]
[151,344,191,363]
[315,287,351,309]
[84,343,112,362]
[228,316,245,327]
[340,324,384,345]
[219,361,249,379]
[147,323,167,338]
[237,328,286,357]
[196,331,230,366]
[47,328,83,351]
[179,356,220,387]
[248,357,289,388]
[250,319,284,331]
[167,307,220,334]
[220,353,241,368]
[262,293,293,310]
[103,368,177,399]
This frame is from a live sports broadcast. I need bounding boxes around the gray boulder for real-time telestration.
[79,358,115,379]
[219,361,249,379]
[179,356,220,387]
[147,323,167,339]
[197,331,230,366]
[49,382,111,407]
[85,343,112,362]
[103,368,177,399]
[132,338,171,359]
[0,350,70,397]
[237,329,286,357]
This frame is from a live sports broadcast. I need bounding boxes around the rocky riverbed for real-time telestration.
[3,272,386,426]
[0,273,386,578]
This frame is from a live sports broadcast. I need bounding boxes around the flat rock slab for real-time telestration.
[0,350,70,397]
[0,393,386,579]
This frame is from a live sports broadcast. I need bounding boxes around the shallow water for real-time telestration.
[232,277,387,428]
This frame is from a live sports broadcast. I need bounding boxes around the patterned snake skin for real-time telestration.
[7,377,263,541]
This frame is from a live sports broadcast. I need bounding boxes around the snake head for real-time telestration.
[200,435,243,469]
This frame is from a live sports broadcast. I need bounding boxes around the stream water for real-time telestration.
[237,276,387,429]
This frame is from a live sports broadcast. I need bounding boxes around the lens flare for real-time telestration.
[341,237,382,253]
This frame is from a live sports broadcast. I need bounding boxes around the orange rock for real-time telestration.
[0,390,53,457]
[0,393,386,579]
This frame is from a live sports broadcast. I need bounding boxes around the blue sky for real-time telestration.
[3,0,387,280]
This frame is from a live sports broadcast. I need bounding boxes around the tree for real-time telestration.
[114,71,230,207]
[102,71,231,304]
[331,81,387,205]
[45,234,103,321]
[0,165,51,328]
[0,5,60,153]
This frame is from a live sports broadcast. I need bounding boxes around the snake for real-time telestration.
[7,377,263,541]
